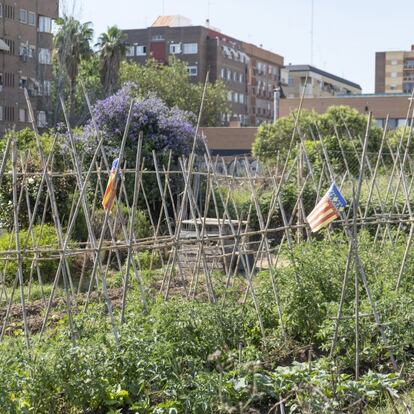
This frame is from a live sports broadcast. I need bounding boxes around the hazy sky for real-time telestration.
[62,0,414,93]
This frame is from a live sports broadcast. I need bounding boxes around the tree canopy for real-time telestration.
[96,26,127,96]
[120,58,229,127]
[253,106,383,162]
[54,16,94,121]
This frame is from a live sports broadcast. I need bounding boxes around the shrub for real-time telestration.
[0,224,74,284]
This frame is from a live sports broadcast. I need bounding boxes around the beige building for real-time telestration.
[375,46,414,94]
[283,64,362,98]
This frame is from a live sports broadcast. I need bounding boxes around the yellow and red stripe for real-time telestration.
[306,197,339,233]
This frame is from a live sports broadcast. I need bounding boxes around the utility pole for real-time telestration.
[273,87,281,123]
[310,0,314,64]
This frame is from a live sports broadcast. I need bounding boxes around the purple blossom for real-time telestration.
[82,85,196,160]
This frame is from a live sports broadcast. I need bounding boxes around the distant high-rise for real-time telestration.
[0,0,59,134]
[375,45,414,94]
[123,16,284,126]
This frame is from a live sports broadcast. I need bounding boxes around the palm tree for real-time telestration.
[54,16,93,121]
[96,26,127,96]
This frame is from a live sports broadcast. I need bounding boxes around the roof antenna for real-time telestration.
[310,0,314,64]
[207,0,212,23]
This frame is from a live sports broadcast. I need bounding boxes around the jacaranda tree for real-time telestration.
[83,84,196,211]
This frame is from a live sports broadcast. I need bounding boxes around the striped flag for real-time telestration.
[306,182,347,233]
[102,158,121,211]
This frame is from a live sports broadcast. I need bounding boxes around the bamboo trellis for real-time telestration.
[0,89,413,382]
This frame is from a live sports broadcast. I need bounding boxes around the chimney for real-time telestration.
[412,44,414,51]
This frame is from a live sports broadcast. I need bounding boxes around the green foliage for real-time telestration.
[54,15,94,122]
[120,57,230,126]
[96,25,127,96]
[253,106,383,175]
[91,206,152,241]
[0,224,71,284]
[0,228,412,412]
[0,292,408,413]
[0,129,77,230]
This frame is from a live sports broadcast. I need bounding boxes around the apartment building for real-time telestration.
[123,16,284,126]
[0,0,58,134]
[280,93,412,130]
[283,64,362,98]
[375,45,414,94]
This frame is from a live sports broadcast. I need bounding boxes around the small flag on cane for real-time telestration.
[306,182,347,233]
[102,158,121,211]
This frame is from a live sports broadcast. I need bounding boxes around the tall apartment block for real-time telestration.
[283,64,362,98]
[0,0,58,134]
[123,16,284,126]
[375,45,414,94]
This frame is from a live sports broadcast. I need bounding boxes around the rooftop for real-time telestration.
[151,15,192,27]
[285,64,361,90]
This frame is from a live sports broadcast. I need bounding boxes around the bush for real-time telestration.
[0,224,74,284]
[0,129,77,231]
[91,205,152,241]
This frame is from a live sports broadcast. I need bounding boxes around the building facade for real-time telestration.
[0,0,58,134]
[375,46,414,94]
[123,16,284,126]
[280,93,412,129]
[283,64,362,98]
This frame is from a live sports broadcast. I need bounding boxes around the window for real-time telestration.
[19,108,26,122]
[220,68,225,78]
[239,94,244,104]
[4,5,15,19]
[239,73,243,83]
[233,92,238,103]
[391,59,398,65]
[4,72,15,87]
[39,16,53,33]
[28,12,35,26]
[4,106,15,121]
[169,43,181,54]
[136,45,146,56]
[42,80,51,96]
[0,106,3,121]
[233,72,238,81]
[151,34,164,41]
[38,111,47,128]
[19,43,28,57]
[391,72,397,78]
[29,45,35,58]
[4,39,15,55]
[397,119,407,128]
[19,9,27,23]
[0,5,2,18]
[227,91,232,102]
[125,45,135,57]
[187,66,198,76]
[19,76,27,89]
[38,48,51,64]
[227,70,231,81]
[183,43,198,54]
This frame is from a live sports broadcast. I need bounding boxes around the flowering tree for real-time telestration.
[85,84,195,164]
[83,84,196,212]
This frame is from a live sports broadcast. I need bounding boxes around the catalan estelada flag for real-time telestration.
[102,158,120,211]
[306,182,347,233]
